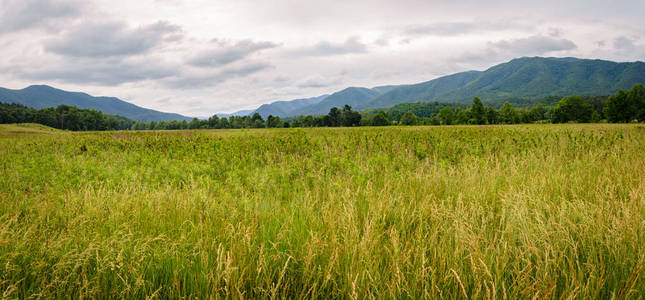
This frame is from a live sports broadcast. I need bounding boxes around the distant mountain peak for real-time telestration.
[0,85,192,122]
[358,56,645,110]
[229,57,645,118]
[4,57,644,120]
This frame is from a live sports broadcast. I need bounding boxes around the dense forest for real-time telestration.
[2,84,644,131]
[0,103,134,130]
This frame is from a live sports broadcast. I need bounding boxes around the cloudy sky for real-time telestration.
[1,0,644,116]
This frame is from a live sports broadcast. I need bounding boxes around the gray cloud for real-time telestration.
[404,20,533,37]
[614,37,635,50]
[451,35,577,65]
[1,0,645,115]
[296,75,343,88]
[489,35,577,54]
[19,58,177,85]
[5,21,274,89]
[293,36,367,56]
[273,76,290,83]
[0,0,83,33]
[165,63,272,89]
[45,21,182,58]
[405,22,481,36]
[548,27,562,38]
[374,37,389,47]
[187,40,277,68]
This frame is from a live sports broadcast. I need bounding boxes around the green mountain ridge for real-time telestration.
[275,57,645,116]
[356,71,482,110]
[360,57,645,110]
[2,57,644,120]
[254,94,329,118]
[0,85,192,122]
[295,87,384,116]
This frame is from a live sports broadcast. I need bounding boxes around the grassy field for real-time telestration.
[0,124,643,298]
[0,123,62,136]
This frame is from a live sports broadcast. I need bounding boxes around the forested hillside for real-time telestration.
[0,85,191,122]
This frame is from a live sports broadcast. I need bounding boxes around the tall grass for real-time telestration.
[0,124,643,298]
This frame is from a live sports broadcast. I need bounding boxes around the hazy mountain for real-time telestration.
[0,85,192,122]
[247,86,400,118]
[253,57,645,117]
[440,57,645,101]
[370,85,401,94]
[4,57,643,121]
[294,87,383,116]
[356,71,482,110]
[360,57,645,109]
[254,94,328,118]
[216,109,256,118]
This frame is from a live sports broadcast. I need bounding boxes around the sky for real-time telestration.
[1,0,644,116]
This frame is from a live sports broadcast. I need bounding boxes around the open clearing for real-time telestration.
[1,124,643,298]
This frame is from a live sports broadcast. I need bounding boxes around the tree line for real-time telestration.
[0,103,134,130]
[2,84,644,131]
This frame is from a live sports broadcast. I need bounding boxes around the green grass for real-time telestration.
[0,124,643,298]
[0,123,62,136]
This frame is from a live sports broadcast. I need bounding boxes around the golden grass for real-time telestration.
[0,124,643,298]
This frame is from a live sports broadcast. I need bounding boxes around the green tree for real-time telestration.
[454,108,470,124]
[327,107,341,127]
[528,105,546,122]
[485,107,498,124]
[371,111,390,126]
[189,118,201,129]
[267,115,282,128]
[217,117,230,129]
[399,111,419,125]
[470,97,486,124]
[632,84,645,121]
[438,107,455,125]
[604,90,632,123]
[251,112,263,122]
[340,105,361,126]
[207,115,219,128]
[252,119,265,128]
[608,84,645,122]
[499,102,519,124]
[430,115,441,125]
[553,95,593,123]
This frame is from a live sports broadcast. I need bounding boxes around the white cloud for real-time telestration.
[187,40,277,68]
[296,75,344,88]
[45,21,183,58]
[164,63,273,89]
[292,37,368,56]
[490,35,577,55]
[0,0,644,115]
[0,0,84,33]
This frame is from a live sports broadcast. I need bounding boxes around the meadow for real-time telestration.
[0,123,643,298]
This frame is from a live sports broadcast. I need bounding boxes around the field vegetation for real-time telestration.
[0,124,643,298]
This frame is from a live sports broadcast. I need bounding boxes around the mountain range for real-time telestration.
[233,57,645,117]
[1,57,644,121]
[0,85,192,122]
[254,94,329,118]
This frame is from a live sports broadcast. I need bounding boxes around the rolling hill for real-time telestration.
[238,57,645,117]
[254,95,329,118]
[355,71,482,110]
[3,57,644,120]
[358,57,645,109]
[0,85,192,122]
[296,87,383,116]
